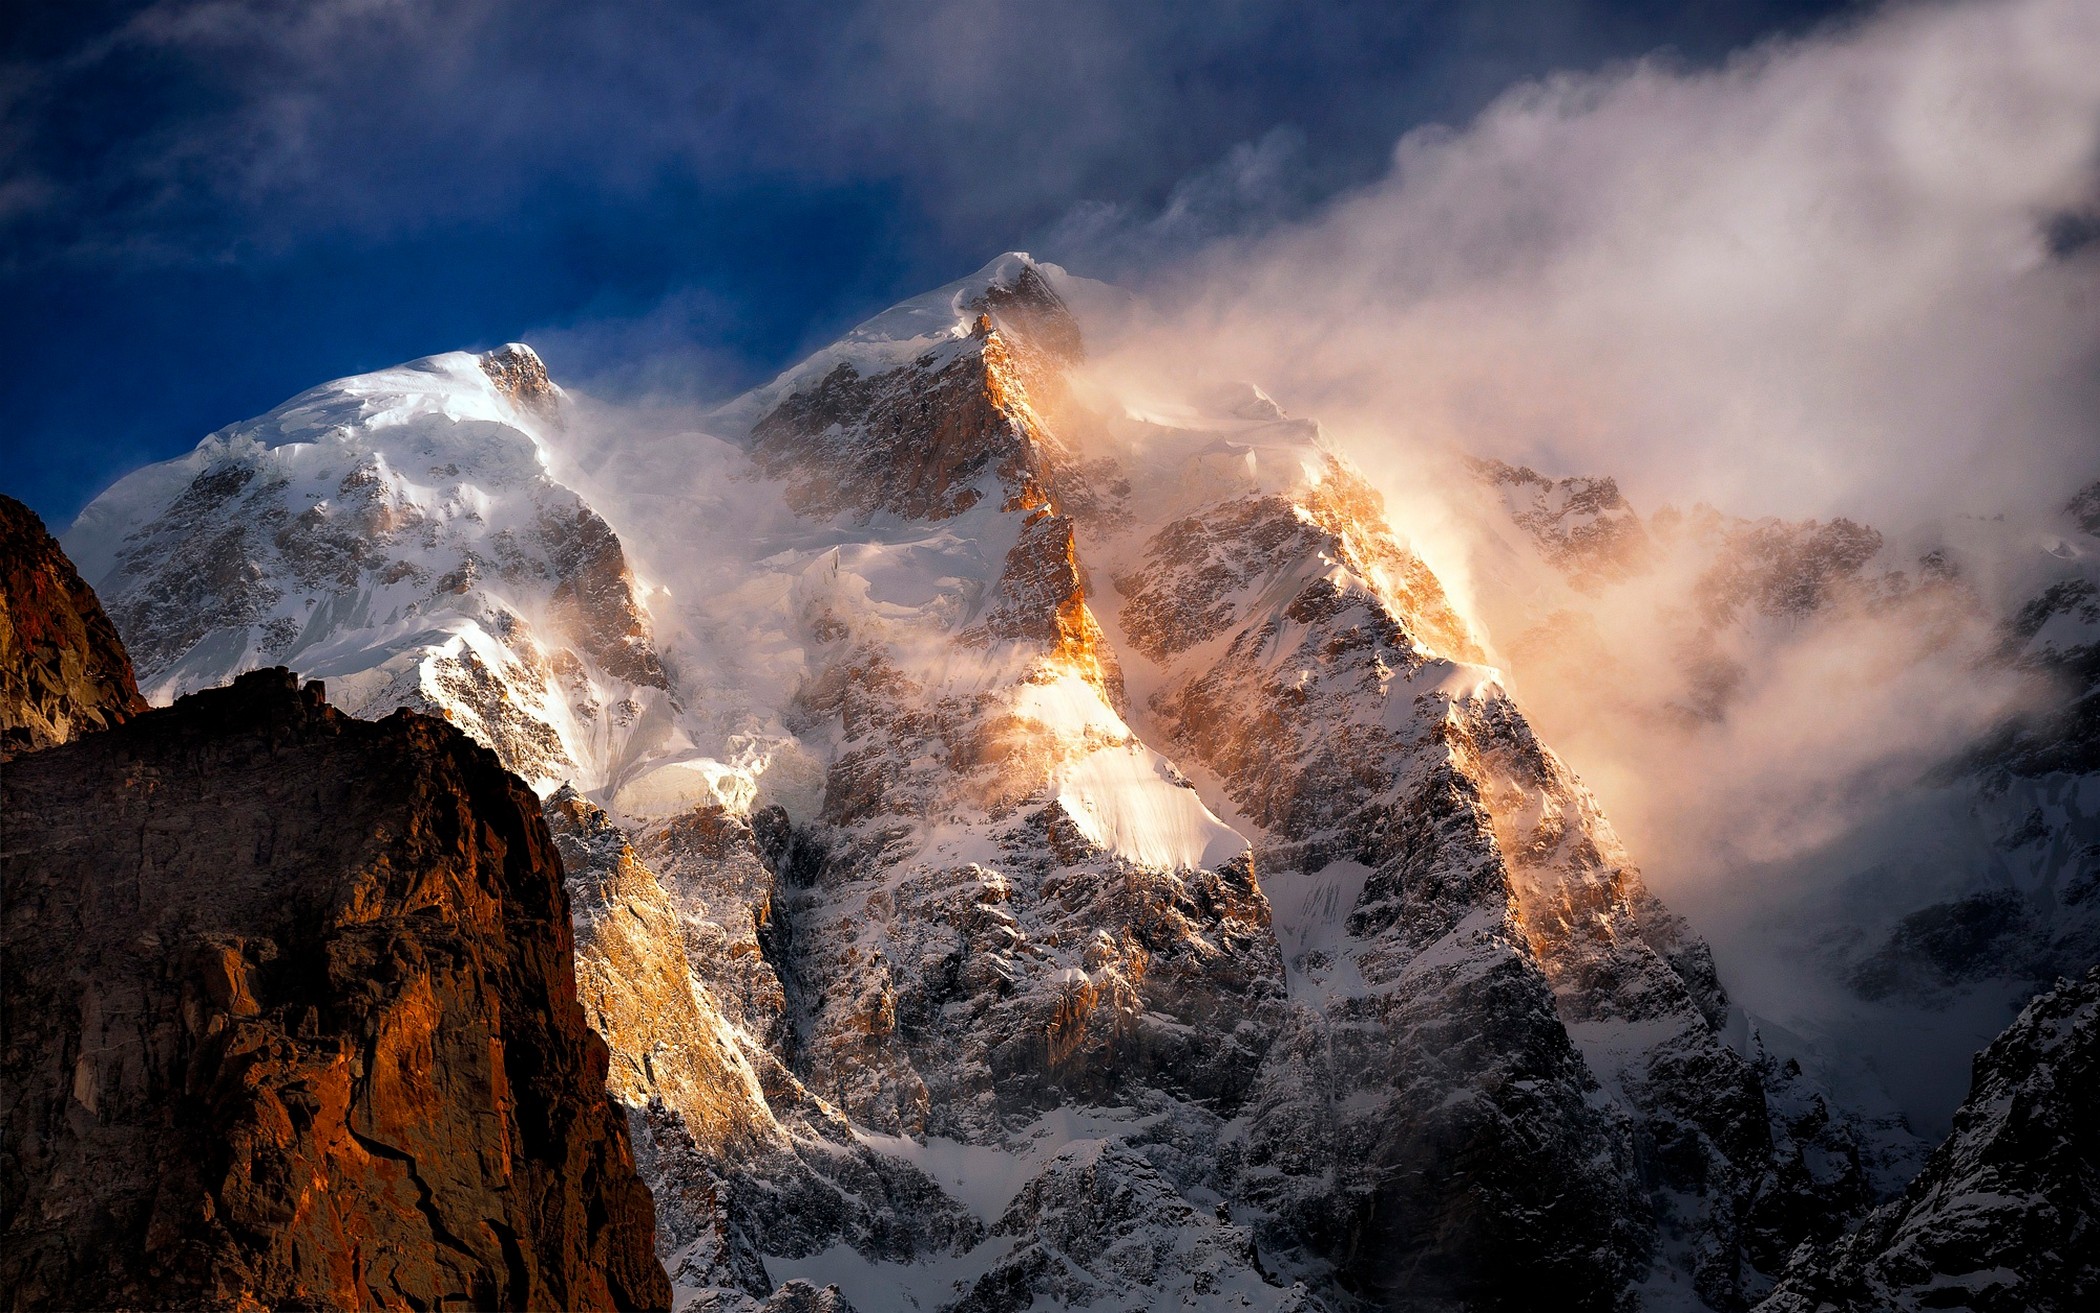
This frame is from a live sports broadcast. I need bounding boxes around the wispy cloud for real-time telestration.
[2,0,1860,269]
[1111,0,2100,525]
[1075,0,2100,1018]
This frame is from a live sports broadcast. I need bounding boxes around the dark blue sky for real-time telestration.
[1,0,1858,526]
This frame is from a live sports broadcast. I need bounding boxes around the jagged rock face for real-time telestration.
[1119,468,1482,674]
[745,261,1102,530]
[1742,1051,1884,1283]
[62,344,670,794]
[631,804,797,1059]
[750,322,1037,523]
[547,257,1307,1309]
[1469,455,1653,591]
[1108,445,1805,1304]
[752,1281,860,1313]
[548,791,989,1310]
[0,667,670,1311]
[668,255,1843,1309]
[1758,967,2099,1313]
[0,493,146,757]
[481,341,563,416]
[739,262,1283,1153]
[953,1141,1314,1312]
[777,613,1275,1137]
[547,787,778,1158]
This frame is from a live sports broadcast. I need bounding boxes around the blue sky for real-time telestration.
[0,0,1858,525]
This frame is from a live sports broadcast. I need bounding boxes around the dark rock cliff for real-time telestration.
[0,667,673,1311]
[0,493,146,758]
[1758,967,2099,1312]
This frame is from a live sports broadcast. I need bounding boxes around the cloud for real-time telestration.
[1072,0,2100,1076]
[1119,0,2100,527]
[2,0,1862,271]
[0,0,1880,529]
[1042,128,1322,279]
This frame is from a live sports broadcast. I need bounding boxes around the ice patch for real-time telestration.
[1055,743,1248,872]
[1261,860,1375,1000]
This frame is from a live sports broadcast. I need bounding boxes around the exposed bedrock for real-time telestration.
[0,493,146,758]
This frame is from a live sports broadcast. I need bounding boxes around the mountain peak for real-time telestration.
[713,254,1090,438]
[964,249,1041,286]
[479,341,561,416]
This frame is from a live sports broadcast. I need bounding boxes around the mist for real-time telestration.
[1096,0,2099,526]
[1057,0,2100,1115]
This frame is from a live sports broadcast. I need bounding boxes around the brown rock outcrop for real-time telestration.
[545,787,776,1156]
[0,493,146,758]
[0,668,672,1311]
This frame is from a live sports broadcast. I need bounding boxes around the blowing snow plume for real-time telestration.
[1068,0,2100,1128]
[1106,0,2100,524]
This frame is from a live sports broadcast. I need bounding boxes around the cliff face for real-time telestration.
[0,493,146,758]
[1758,967,2099,1312]
[0,667,672,1311]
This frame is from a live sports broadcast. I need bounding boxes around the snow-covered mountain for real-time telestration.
[65,345,672,794]
[70,255,2019,1311]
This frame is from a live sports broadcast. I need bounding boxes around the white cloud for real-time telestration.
[1124,0,2100,526]
[1077,1,2100,1060]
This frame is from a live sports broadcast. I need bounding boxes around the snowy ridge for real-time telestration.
[709,252,1081,437]
[64,345,674,794]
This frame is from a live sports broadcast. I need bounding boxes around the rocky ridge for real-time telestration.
[1758,967,2099,1312]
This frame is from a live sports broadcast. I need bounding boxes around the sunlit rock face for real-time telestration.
[0,493,147,757]
[0,668,671,1311]
[61,255,1937,1310]
[546,787,991,1310]
[547,786,779,1159]
[1090,393,1845,1305]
